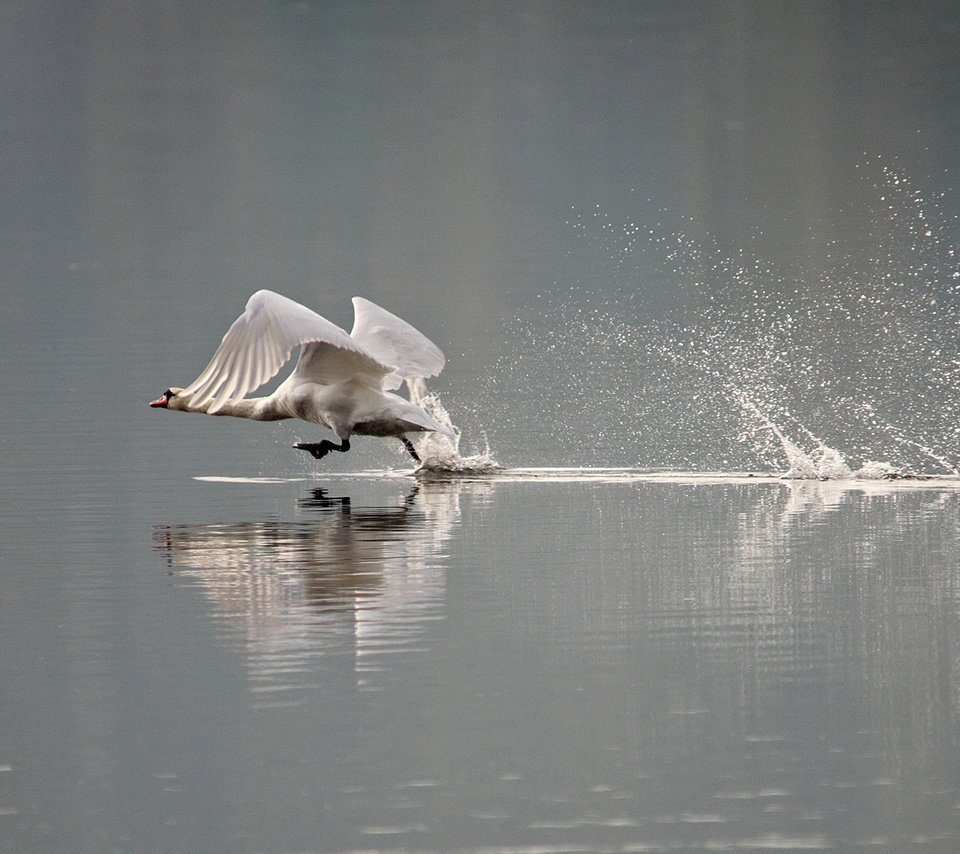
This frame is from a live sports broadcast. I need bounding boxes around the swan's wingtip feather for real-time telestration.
[247,288,277,306]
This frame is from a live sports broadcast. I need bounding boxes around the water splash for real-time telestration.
[407,378,503,474]
[734,394,905,480]
[472,161,960,478]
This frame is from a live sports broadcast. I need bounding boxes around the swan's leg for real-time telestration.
[401,437,421,463]
[294,438,350,460]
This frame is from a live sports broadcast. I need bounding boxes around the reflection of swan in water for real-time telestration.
[153,481,468,706]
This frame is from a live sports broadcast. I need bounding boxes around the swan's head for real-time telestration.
[149,387,188,410]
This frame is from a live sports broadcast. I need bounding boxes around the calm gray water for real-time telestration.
[4,472,960,852]
[3,2,960,852]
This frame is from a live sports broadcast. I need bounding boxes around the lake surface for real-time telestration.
[3,1,960,852]
[3,471,960,852]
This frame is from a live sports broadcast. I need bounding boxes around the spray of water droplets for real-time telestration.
[408,378,503,474]
[471,162,960,477]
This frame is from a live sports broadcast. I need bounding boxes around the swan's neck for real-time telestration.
[172,392,288,421]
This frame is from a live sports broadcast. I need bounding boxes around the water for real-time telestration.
[6,474,960,852]
[3,2,960,852]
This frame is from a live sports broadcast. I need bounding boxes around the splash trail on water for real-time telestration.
[467,161,960,478]
[408,378,503,474]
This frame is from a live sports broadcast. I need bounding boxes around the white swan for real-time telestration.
[149,289,454,463]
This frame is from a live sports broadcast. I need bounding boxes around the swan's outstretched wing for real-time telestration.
[350,297,446,391]
[183,290,392,412]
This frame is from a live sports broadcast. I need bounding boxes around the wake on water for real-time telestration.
[445,160,960,480]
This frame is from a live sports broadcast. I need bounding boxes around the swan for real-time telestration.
[149,289,454,463]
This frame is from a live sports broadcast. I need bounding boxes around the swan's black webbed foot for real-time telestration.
[401,437,421,463]
[294,438,350,460]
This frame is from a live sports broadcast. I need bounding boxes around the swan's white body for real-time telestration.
[150,290,453,460]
